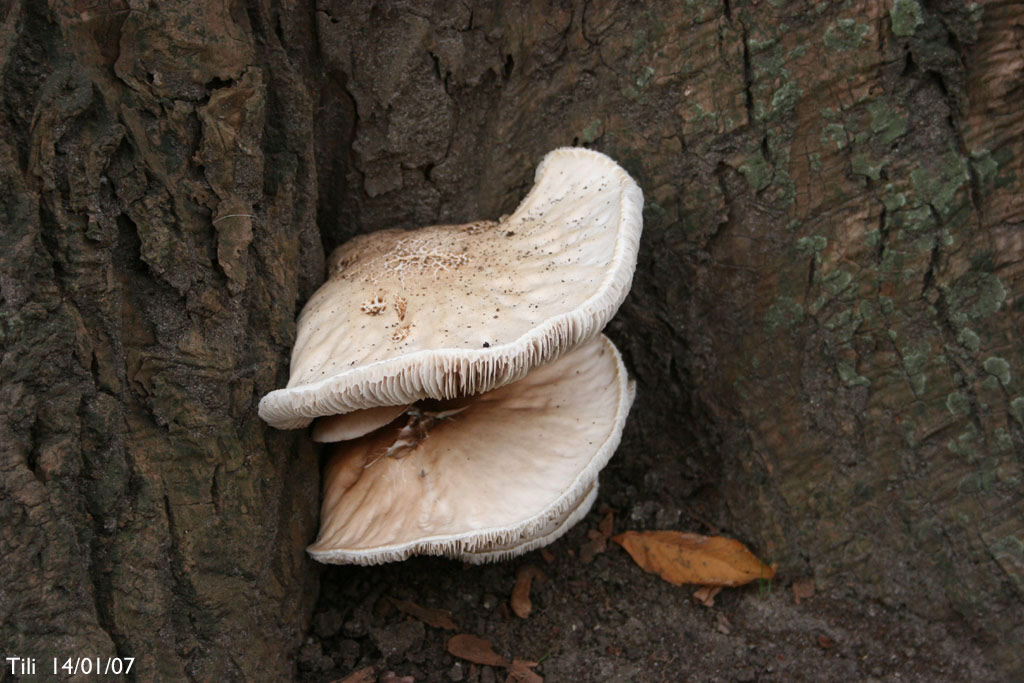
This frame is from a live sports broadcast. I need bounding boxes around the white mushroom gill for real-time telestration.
[307,335,635,565]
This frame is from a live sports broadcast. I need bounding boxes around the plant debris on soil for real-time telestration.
[611,530,776,587]
[510,566,546,619]
[299,494,1001,682]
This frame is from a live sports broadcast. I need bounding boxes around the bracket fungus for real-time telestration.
[259,147,643,564]
[259,147,642,428]
[309,335,634,564]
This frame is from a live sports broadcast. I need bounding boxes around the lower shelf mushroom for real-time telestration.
[311,403,413,442]
[307,334,635,565]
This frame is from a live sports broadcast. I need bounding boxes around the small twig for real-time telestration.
[212,213,255,225]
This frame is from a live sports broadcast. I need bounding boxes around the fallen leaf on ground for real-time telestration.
[692,585,722,607]
[580,511,615,563]
[611,530,776,587]
[332,666,374,683]
[447,634,510,668]
[378,673,414,683]
[579,536,603,563]
[506,659,543,682]
[511,565,545,618]
[791,578,815,604]
[598,509,615,537]
[716,612,731,635]
[389,598,458,630]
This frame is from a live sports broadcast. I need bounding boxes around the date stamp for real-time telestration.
[6,656,135,676]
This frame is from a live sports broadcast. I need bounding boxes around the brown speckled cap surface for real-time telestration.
[258,147,643,429]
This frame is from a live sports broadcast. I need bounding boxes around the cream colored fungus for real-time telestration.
[307,335,634,565]
[259,147,642,428]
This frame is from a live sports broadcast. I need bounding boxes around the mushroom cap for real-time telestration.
[457,481,600,563]
[259,147,642,429]
[306,334,634,565]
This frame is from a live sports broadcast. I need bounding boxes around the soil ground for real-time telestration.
[296,451,1002,683]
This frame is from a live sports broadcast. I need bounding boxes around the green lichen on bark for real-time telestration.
[823,19,870,51]
[1010,397,1024,427]
[890,0,925,37]
[867,99,909,145]
[983,357,1011,386]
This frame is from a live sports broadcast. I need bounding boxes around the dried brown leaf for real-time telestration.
[598,511,615,538]
[791,578,815,604]
[715,612,731,635]
[579,538,604,564]
[510,565,545,618]
[692,585,722,607]
[332,666,375,683]
[379,673,414,683]
[580,511,615,563]
[389,598,458,630]
[447,634,510,668]
[506,659,544,683]
[612,530,776,587]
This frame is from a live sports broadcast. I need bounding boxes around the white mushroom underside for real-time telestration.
[452,482,599,564]
[306,335,634,565]
[311,404,412,442]
[259,148,643,429]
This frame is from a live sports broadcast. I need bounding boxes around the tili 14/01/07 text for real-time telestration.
[5,656,135,676]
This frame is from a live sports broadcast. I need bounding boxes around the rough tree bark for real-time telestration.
[1,0,1021,680]
[0,1,322,679]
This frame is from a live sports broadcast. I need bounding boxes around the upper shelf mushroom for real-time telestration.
[259,147,643,429]
[307,334,634,565]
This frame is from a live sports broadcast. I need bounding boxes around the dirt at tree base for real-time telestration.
[296,450,1001,682]
[298,503,999,682]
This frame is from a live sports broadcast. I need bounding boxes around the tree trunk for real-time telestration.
[2,0,1022,679]
[1,1,322,679]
